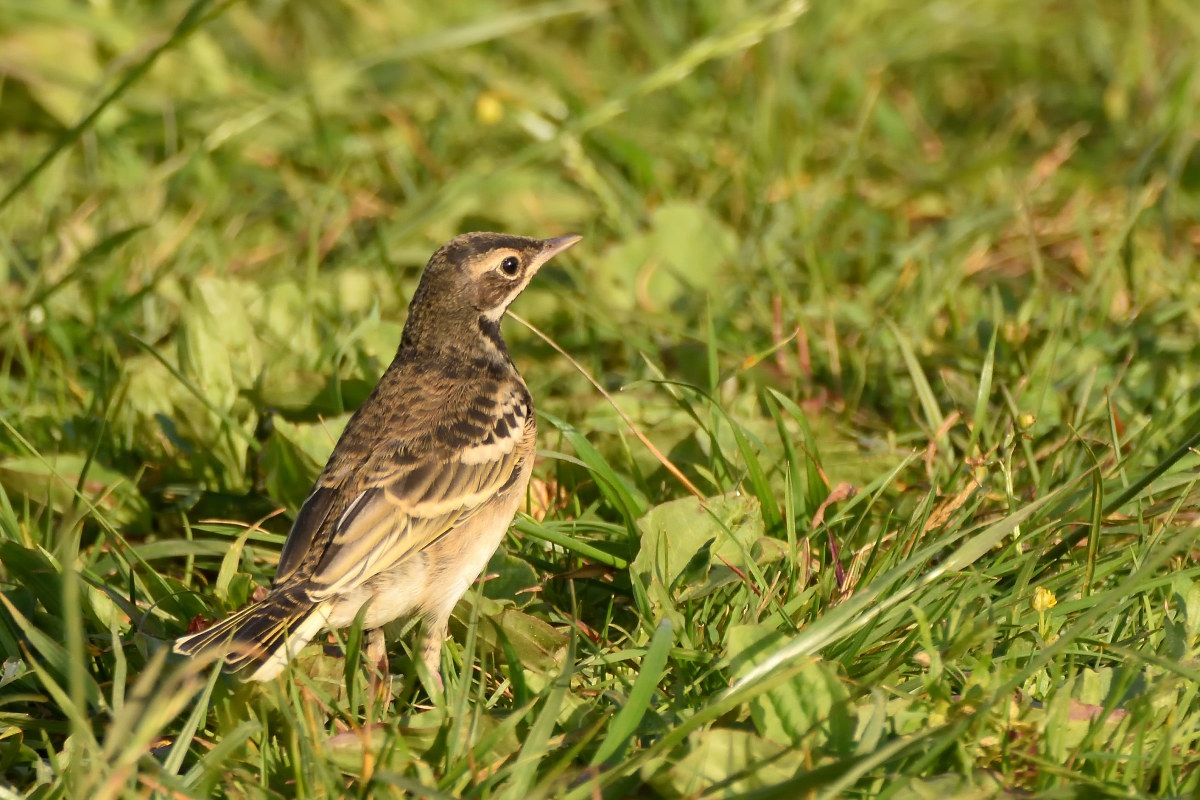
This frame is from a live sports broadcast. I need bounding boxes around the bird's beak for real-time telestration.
[534,234,582,267]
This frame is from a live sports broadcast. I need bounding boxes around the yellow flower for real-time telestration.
[476,91,504,125]
[1031,586,1057,613]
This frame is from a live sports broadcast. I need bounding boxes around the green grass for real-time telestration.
[2,0,1200,796]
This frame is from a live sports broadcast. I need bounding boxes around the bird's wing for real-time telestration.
[278,383,532,601]
[275,484,337,585]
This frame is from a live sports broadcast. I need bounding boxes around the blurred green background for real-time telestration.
[2,0,1200,796]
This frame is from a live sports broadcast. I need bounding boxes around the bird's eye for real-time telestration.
[499,256,521,277]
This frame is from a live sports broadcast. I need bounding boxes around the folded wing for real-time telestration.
[274,384,531,601]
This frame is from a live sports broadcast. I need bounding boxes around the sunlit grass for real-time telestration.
[2,0,1200,797]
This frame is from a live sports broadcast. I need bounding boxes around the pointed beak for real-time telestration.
[534,234,582,266]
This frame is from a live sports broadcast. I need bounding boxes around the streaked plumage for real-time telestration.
[174,231,580,682]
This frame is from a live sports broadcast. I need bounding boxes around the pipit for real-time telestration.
[175,231,580,683]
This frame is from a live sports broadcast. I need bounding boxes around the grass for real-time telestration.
[2,0,1200,796]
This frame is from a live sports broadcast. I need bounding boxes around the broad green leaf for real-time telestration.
[0,26,104,128]
[454,594,567,675]
[646,727,803,798]
[727,623,855,753]
[178,277,263,404]
[269,415,351,465]
[481,551,541,607]
[592,202,737,312]
[887,772,1010,800]
[631,493,765,625]
[253,365,329,413]
[0,454,147,530]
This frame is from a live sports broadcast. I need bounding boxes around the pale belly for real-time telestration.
[321,457,532,632]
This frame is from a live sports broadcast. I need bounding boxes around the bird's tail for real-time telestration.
[173,588,324,681]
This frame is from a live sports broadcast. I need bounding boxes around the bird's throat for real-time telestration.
[476,314,505,353]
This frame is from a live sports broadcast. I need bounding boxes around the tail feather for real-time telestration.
[174,589,323,680]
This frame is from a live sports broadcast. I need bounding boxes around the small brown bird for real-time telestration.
[174,231,580,682]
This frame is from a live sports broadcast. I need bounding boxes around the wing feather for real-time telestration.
[274,486,337,587]
[297,388,531,601]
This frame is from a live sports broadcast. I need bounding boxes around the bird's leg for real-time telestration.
[365,628,389,675]
[418,618,446,694]
[365,629,391,713]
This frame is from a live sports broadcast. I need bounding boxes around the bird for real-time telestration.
[174,231,581,684]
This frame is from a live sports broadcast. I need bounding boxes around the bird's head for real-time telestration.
[401,231,581,352]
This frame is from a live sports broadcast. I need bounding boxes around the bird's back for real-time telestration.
[272,346,533,598]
